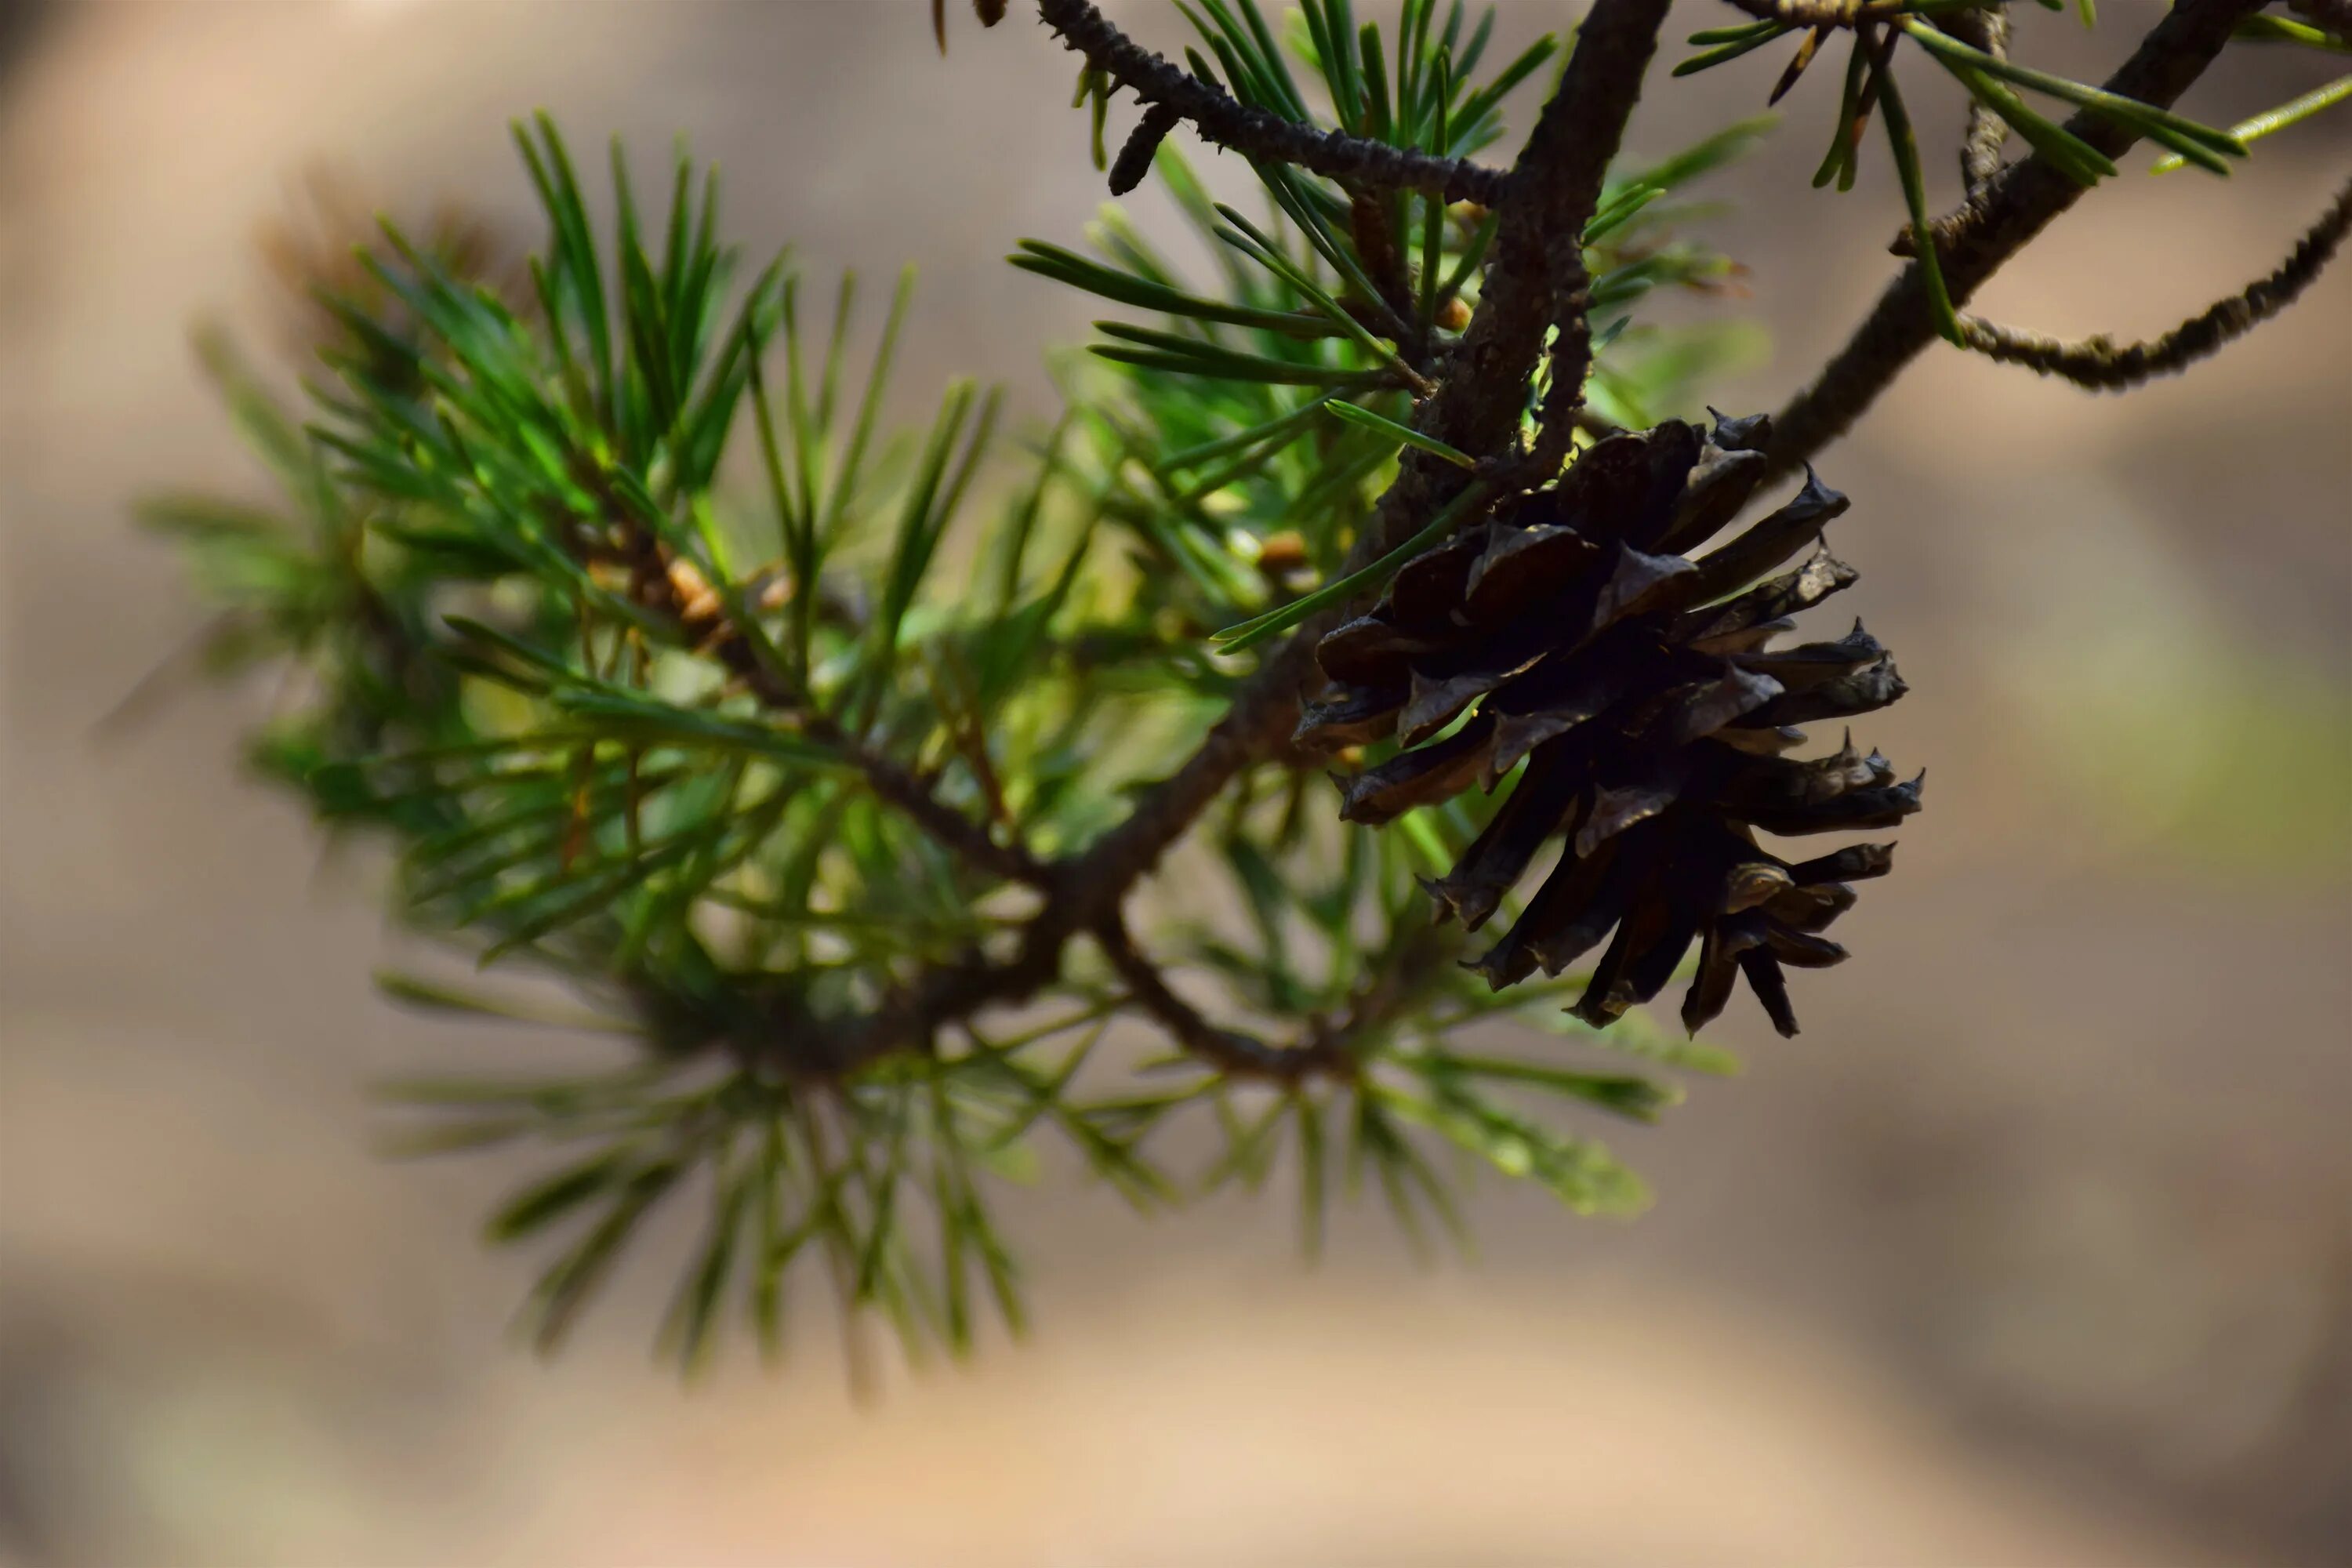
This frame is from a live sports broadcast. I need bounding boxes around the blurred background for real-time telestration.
[1,2,2345,1563]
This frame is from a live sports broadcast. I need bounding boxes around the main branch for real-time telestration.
[1465,0,1674,483]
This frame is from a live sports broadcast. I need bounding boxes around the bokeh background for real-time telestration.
[2,2,2346,1563]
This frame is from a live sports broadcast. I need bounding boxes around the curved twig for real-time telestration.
[1955,174,2351,389]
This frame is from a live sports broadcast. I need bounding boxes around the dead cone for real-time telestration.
[1295,412,1921,1038]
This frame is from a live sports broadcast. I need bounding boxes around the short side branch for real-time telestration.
[1033,0,1509,205]
[1955,175,2352,390]
[807,715,1051,887]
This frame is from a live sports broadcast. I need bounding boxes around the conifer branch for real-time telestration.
[1953,173,2351,388]
[800,0,1675,1079]
[1091,913,1351,1081]
[152,0,2331,1369]
[1066,0,1674,877]
[1760,0,2267,481]
[1031,0,1510,204]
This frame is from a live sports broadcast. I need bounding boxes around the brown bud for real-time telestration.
[1257,531,1308,576]
[666,557,723,628]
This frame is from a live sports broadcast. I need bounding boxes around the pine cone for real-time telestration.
[1297,413,1921,1038]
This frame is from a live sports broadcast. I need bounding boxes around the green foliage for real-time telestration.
[151,42,1750,1370]
[142,0,2328,1377]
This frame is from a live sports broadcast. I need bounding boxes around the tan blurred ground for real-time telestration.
[2,2,2347,1564]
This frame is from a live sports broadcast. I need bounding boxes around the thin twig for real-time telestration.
[1091,913,1352,1082]
[808,714,1049,887]
[1955,174,2352,388]
[1032,0,1509,205]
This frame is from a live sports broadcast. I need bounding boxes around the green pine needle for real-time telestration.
[1323,398,1476,468]
[1212,481,1489,652]
[2152,74,2352,173]
[1877,66,1964,347]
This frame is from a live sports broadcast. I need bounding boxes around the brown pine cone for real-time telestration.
[1297,413,1921,1038]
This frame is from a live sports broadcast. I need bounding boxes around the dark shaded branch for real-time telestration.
[1108,101,1181,197]
[1091,914,1352,1081]
[1096,916,1448,1083]
[1058,597,1347,892]
[1449,0,1674,481]
[804,909,1073,1073]
[1349,193,1418,335]
[1033,0,1508,205]
[1515,258,1595,485]
[1760,0,2268,482]
[1954,173,2352,388]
